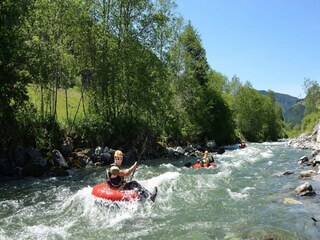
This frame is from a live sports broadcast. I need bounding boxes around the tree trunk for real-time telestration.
[65,88,69,123]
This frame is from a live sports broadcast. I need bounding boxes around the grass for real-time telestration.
[27,84,86,123]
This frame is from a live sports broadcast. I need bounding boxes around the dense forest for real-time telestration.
[1,0,319,161]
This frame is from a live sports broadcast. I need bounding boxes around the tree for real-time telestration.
[303,78,320,114]
[0,0,32,154]
[300,78,320,134]
[234,87,284,141]
[203,72,235,144]
[168,22,209,138]
[224,75,242,95]
[168,22,234,143]
[262,91,284,140]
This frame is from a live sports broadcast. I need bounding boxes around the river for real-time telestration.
[1,142,320,240]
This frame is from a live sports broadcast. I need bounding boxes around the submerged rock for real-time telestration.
[283,171,294,175]
[283,198,303,205]
[294,182,313,195]
[297,156,309,164]
[299,170,317,178]
[298,190,316,197]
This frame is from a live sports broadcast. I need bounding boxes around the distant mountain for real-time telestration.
[259,90,303,109]
[259,90,305,124]
[283,101,305,125]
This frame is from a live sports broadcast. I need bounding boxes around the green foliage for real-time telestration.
[200,89,235,144]
[234,87,285,142]
[224,75,242,95]
[0,0,33,155]
[285,79,320,138]
[72,115,111,147]
[72,114,155,148]
[1,0,294,159]
[301,112,320,134]
[170,24,203,138]
[284,123,301,138]
[303,79,320,114]
[6,102,63,153]
[1,101,63,154]
[283,101,305,125]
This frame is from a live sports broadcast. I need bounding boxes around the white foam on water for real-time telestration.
[1,199,21,211]
[160,163,176,169]
[243,186,255,192]
[2,187,78,239]
[133,163,180,180]
[140,171,180,191]
[227,188,250,200]
[219,144,275,174]
[214,168,232,179]
[223,144,241,150]
[140,171,180,212]
[17,223,72,240]
[0,229,12,240]
[68,186,141,229]
[261,141,287,146]
[56,171,181,230]
[260,149,274,158]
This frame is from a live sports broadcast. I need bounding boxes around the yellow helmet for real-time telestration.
[205,150,208,154]
[114,150,123,158]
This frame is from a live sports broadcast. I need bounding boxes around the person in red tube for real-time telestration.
[201,150,209,167]
[106,150,157,202]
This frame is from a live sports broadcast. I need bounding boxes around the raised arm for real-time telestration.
[119,162,138,177]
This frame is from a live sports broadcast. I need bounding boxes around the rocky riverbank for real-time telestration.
[286,120,320,170]
[287,120,320,151]
[0,137,224,181]
[285,120,320,202]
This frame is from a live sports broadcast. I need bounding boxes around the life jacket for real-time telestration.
[106,163,124,188]
[202,156,209,164]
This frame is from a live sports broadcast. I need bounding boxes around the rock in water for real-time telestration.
[283,198,303,205]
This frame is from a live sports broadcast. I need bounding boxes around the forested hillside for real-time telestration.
[259,90,305,124]
[259,90,302,109]
[284,101,305,125]
[0,0,293,160]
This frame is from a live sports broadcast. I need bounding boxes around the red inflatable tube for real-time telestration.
[92,183,139,201]
[192,163,217,169]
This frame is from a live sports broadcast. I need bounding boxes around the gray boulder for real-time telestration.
[294,182,313,195]
[52,149,69,169]
[299,170,317,178]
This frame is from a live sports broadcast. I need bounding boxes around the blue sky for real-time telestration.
[174,0,320,98]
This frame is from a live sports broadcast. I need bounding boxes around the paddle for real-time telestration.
[130,136,148,181]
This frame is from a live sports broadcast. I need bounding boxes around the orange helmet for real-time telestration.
[114,150,123,158]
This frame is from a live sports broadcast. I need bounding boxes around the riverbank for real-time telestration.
[287,119,320,165]
[2,119,319,182]
[0,137,225,181]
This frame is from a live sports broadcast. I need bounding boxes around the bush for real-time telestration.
[71,115,111,147]
[301,112,320,134]
[15,103,63,151]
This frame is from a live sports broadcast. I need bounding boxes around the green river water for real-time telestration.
[1,142,320,240]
